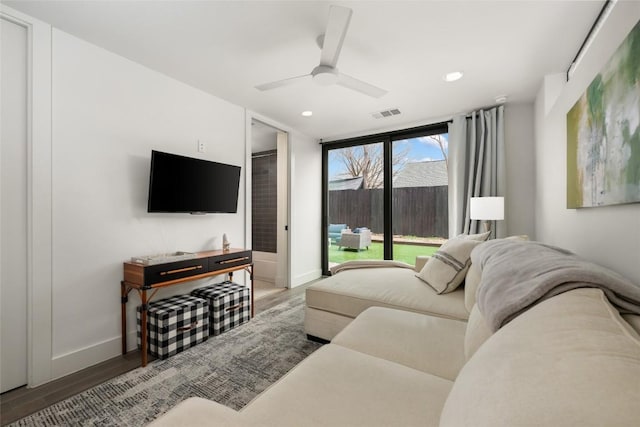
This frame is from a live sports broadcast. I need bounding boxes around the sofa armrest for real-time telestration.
[148,397,248,427]
[415,256,431,272]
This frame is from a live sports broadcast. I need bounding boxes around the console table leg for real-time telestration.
[140,289,148,367]
[120,282,128,355]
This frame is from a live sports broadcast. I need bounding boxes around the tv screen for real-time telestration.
[147,150,241,214]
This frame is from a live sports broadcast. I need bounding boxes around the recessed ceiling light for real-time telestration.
[301,111,313,117]
[495,95,508,104]
[443,71,464,82]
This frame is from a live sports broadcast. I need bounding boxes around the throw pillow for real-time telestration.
[460,231,491,241]
[416,238,482,294]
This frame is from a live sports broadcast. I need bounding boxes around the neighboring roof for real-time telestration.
[393,160,448,188]
[328,176,364,191]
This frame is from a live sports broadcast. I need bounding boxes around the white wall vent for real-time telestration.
[371,108,401,119]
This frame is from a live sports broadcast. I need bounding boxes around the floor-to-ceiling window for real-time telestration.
[391,133,448,261]
[326,141,387,267]
[322,124,448,274]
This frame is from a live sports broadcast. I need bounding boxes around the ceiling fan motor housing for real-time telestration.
[311,65,339,86]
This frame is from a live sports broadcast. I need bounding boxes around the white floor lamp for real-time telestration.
[470,197,504,234]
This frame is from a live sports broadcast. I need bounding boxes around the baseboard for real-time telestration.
[51,336,123,381]
[291,269,322,288]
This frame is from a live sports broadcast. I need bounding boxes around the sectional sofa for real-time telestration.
[305,231,493,341]
[150,238,640,426]
[304,256,468,341]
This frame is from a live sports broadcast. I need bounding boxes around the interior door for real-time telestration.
[1,15,29,393]
[275,131,289,288]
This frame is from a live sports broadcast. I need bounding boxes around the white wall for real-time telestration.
[4,4,321,386]
[504,103,536,238]
[49,29,246,378]
[534,1,640,283]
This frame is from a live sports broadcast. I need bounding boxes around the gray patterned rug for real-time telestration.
[11,293,321,426]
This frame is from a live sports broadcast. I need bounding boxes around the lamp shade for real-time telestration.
[470,197,504,220]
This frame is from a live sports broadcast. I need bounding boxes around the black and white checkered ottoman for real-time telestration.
[136,294,209,359]
[191,281,251,336]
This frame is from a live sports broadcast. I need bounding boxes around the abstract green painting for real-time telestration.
[567,20,640,208]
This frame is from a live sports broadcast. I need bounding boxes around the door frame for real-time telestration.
[244,112,291,288]
[1,5,54,388]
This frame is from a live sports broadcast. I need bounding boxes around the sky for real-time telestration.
[329,133,449,180]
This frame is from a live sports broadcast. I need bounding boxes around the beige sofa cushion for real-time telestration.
[148,397,247,427]
[464,262,482,312]
[332,306,467,380]
[243,344,453,427]
[463,304,492,361]
[440,288,640,427]
[623,313,640,335]
[306,267,468,321]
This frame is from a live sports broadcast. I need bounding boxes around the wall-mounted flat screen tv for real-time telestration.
[147,150,241,214]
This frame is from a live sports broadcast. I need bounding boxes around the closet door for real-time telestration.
[1,16,29,392]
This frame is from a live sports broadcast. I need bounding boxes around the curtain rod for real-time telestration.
[318,121,448,146]
[464,103,504,119]
[319,104,506,145]
[567,0,614,81]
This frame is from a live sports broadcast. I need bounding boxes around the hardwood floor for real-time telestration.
[0,282,312,426]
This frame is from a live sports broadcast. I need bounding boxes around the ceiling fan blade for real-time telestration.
[319,6,353,68]
[255,74,310,91]
[337,73,387,98]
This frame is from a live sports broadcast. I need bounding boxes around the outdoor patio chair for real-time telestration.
[338,229,372,251]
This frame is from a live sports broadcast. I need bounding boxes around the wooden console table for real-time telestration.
[121,248,253,367]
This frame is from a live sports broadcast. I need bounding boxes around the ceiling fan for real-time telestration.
[255,5,387,98]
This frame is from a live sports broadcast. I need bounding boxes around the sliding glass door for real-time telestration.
[325,142,386,270]
[322,124,448,275]
[391,134,448,262]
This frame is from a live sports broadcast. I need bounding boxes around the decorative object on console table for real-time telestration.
[191,281,251,336]
[130,251,196,265]
[136,294,209,359]
[470,197,504,235]
[223,233,230,252]
[121,248,253,367]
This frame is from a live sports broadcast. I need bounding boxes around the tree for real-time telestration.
[418,134,448,169]
[331,143,410,189]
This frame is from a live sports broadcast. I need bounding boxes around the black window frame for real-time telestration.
[321,122,448,275]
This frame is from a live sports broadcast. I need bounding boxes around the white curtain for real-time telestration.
[448,106,506,238]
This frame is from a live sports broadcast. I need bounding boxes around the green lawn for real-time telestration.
[329,241,439,265]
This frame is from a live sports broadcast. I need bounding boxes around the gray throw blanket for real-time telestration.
[474,239,640,332]
[330,260,414,275]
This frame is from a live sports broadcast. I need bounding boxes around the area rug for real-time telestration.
[10,293,321,426]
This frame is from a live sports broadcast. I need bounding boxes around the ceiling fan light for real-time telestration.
[443,71,464,82]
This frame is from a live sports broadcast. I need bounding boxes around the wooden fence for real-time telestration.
[328,186,448,238]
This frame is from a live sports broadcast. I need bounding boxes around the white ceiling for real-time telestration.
[5,0,603,141]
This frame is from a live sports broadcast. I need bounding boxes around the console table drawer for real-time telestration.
[144,259,208,285]
[208,251,252,272]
